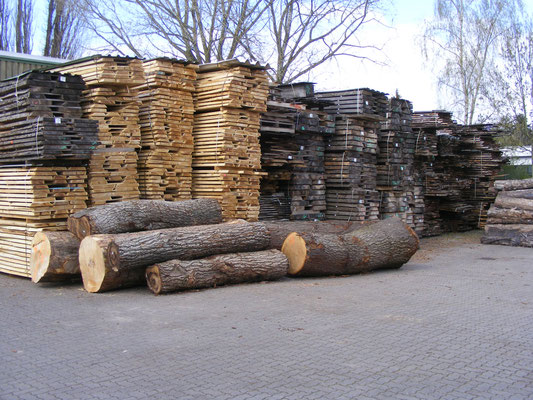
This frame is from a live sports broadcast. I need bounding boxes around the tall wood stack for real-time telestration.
[51,56,144,206]
[135,58,197,200]
[378,98,423,235]
[0,71,95,276]
[192,61,269,221]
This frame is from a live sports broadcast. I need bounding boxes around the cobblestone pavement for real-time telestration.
[1,231,532,400]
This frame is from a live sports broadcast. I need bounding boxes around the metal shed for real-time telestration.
[0,51,66,80]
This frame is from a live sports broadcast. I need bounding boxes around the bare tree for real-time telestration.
[43,0,86,59]
[80,0,272,62]
[266,0,382,84]
[423,0,520,125]
[0,0,11,50]
[15,0,32,53]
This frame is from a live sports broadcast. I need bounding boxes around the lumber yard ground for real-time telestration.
[0,231,532,400]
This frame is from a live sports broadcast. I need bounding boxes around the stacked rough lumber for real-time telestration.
[136,59,197,200]
[51,55,143,206]
[481,178,533,247]
[324,115,379,221]
[0,71,92,277]
[192,61,269,221]
[315,88,388,118]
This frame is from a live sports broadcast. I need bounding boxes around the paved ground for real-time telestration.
[0,231,532,400]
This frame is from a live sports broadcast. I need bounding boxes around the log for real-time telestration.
[30,231,81,283]
[494,178,533,191]
[145,249,288,295]
[79,221,270,293]
[487,206,533,224]
[281,217,419,276]
[494,195,533,212]
[481,224,533,247]
[498,189,533,200]
[68,199,222,240]
[262,220,375,249]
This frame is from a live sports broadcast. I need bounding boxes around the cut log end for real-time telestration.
[145,265,162,295]
[281,232,307,275]
[79,237,107,293]
[30,232,51,283]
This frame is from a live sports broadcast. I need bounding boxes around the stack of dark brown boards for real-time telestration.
[316,88,386,222]
[481,178,533,247]
[192,61,269,221]
[0,71,95,276]
[52,56,144,206]
[136,58,197,200]
[378,98,423,234]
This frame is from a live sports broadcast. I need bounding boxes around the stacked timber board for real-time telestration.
[136,59,197,200]
[192,61,269,221]
[315,88,388,118]
[51,56,143,206]
[482,178,533,247]
[0,71,93,277]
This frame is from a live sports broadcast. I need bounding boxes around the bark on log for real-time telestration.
[30,231,81,283]
[498,189,533,200]
[281,217,419,276]
[261,220,376,249]
[494,196,533,211]
[146,250,288,295]
[68,199,222,240]
[481,224,533,247]
[79,221,270,293]
[494,178,533,191]
[487,206,533,224]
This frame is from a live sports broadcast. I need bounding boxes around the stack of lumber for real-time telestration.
[324,115,379,221]
[0,72,98,161]
[192,61,269,221]
[0,71,93,277]
[136,58,197,200]
[52,55,144,206]
[481,178,533,247]
[315,88,389,118]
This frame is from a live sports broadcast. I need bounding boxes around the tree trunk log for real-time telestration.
[494,178,533,191]
[79,221,270,293]
[494,195,533,211]
[68,199,222,240]
[262,220,375,249]
[281,217,419,276]
[487,206,533,224]
[146,249,288,295]
[30,231,81,283]
[481,224,533,247]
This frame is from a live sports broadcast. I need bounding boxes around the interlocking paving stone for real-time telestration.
[0,232,532,399]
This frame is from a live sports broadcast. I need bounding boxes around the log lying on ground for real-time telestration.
[281,217,419,276]
[494,195,533,211]
[497,189,533,200]
[79,221,270,293]
[68,199,222,240]
[494,178,533,191]
[262,220,376,249]
[486,207,533,224]
[31,231,81,283]
[146,249,288,295]
[481,224,533,247]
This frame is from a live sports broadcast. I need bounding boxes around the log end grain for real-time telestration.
[146,265,163,295]
[79,236,107,293]
[67,215,92,241]
[30,231,80,283]
[281,232,308,275]
[30,232,52,283]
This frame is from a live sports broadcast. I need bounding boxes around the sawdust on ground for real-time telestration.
[410,230,484,263]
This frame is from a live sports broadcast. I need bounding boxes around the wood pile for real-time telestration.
[315,88,389,118]
[51,55,143,206]
[192,61,269,221]
[135,58,197,200]
[481,178,533,247]
[0,71,94,277]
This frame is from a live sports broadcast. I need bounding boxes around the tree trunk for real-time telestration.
[481,224,533,247]
[494,195,533,211]
[487,206,533,224]
[261,220,375,249]
[494,178,533,191]
[496,189,533,199]
[30,231,80,283]
[281,217,419,276]
[68,199,222,239]
[79,221,270,293]
[146,249,288,295]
